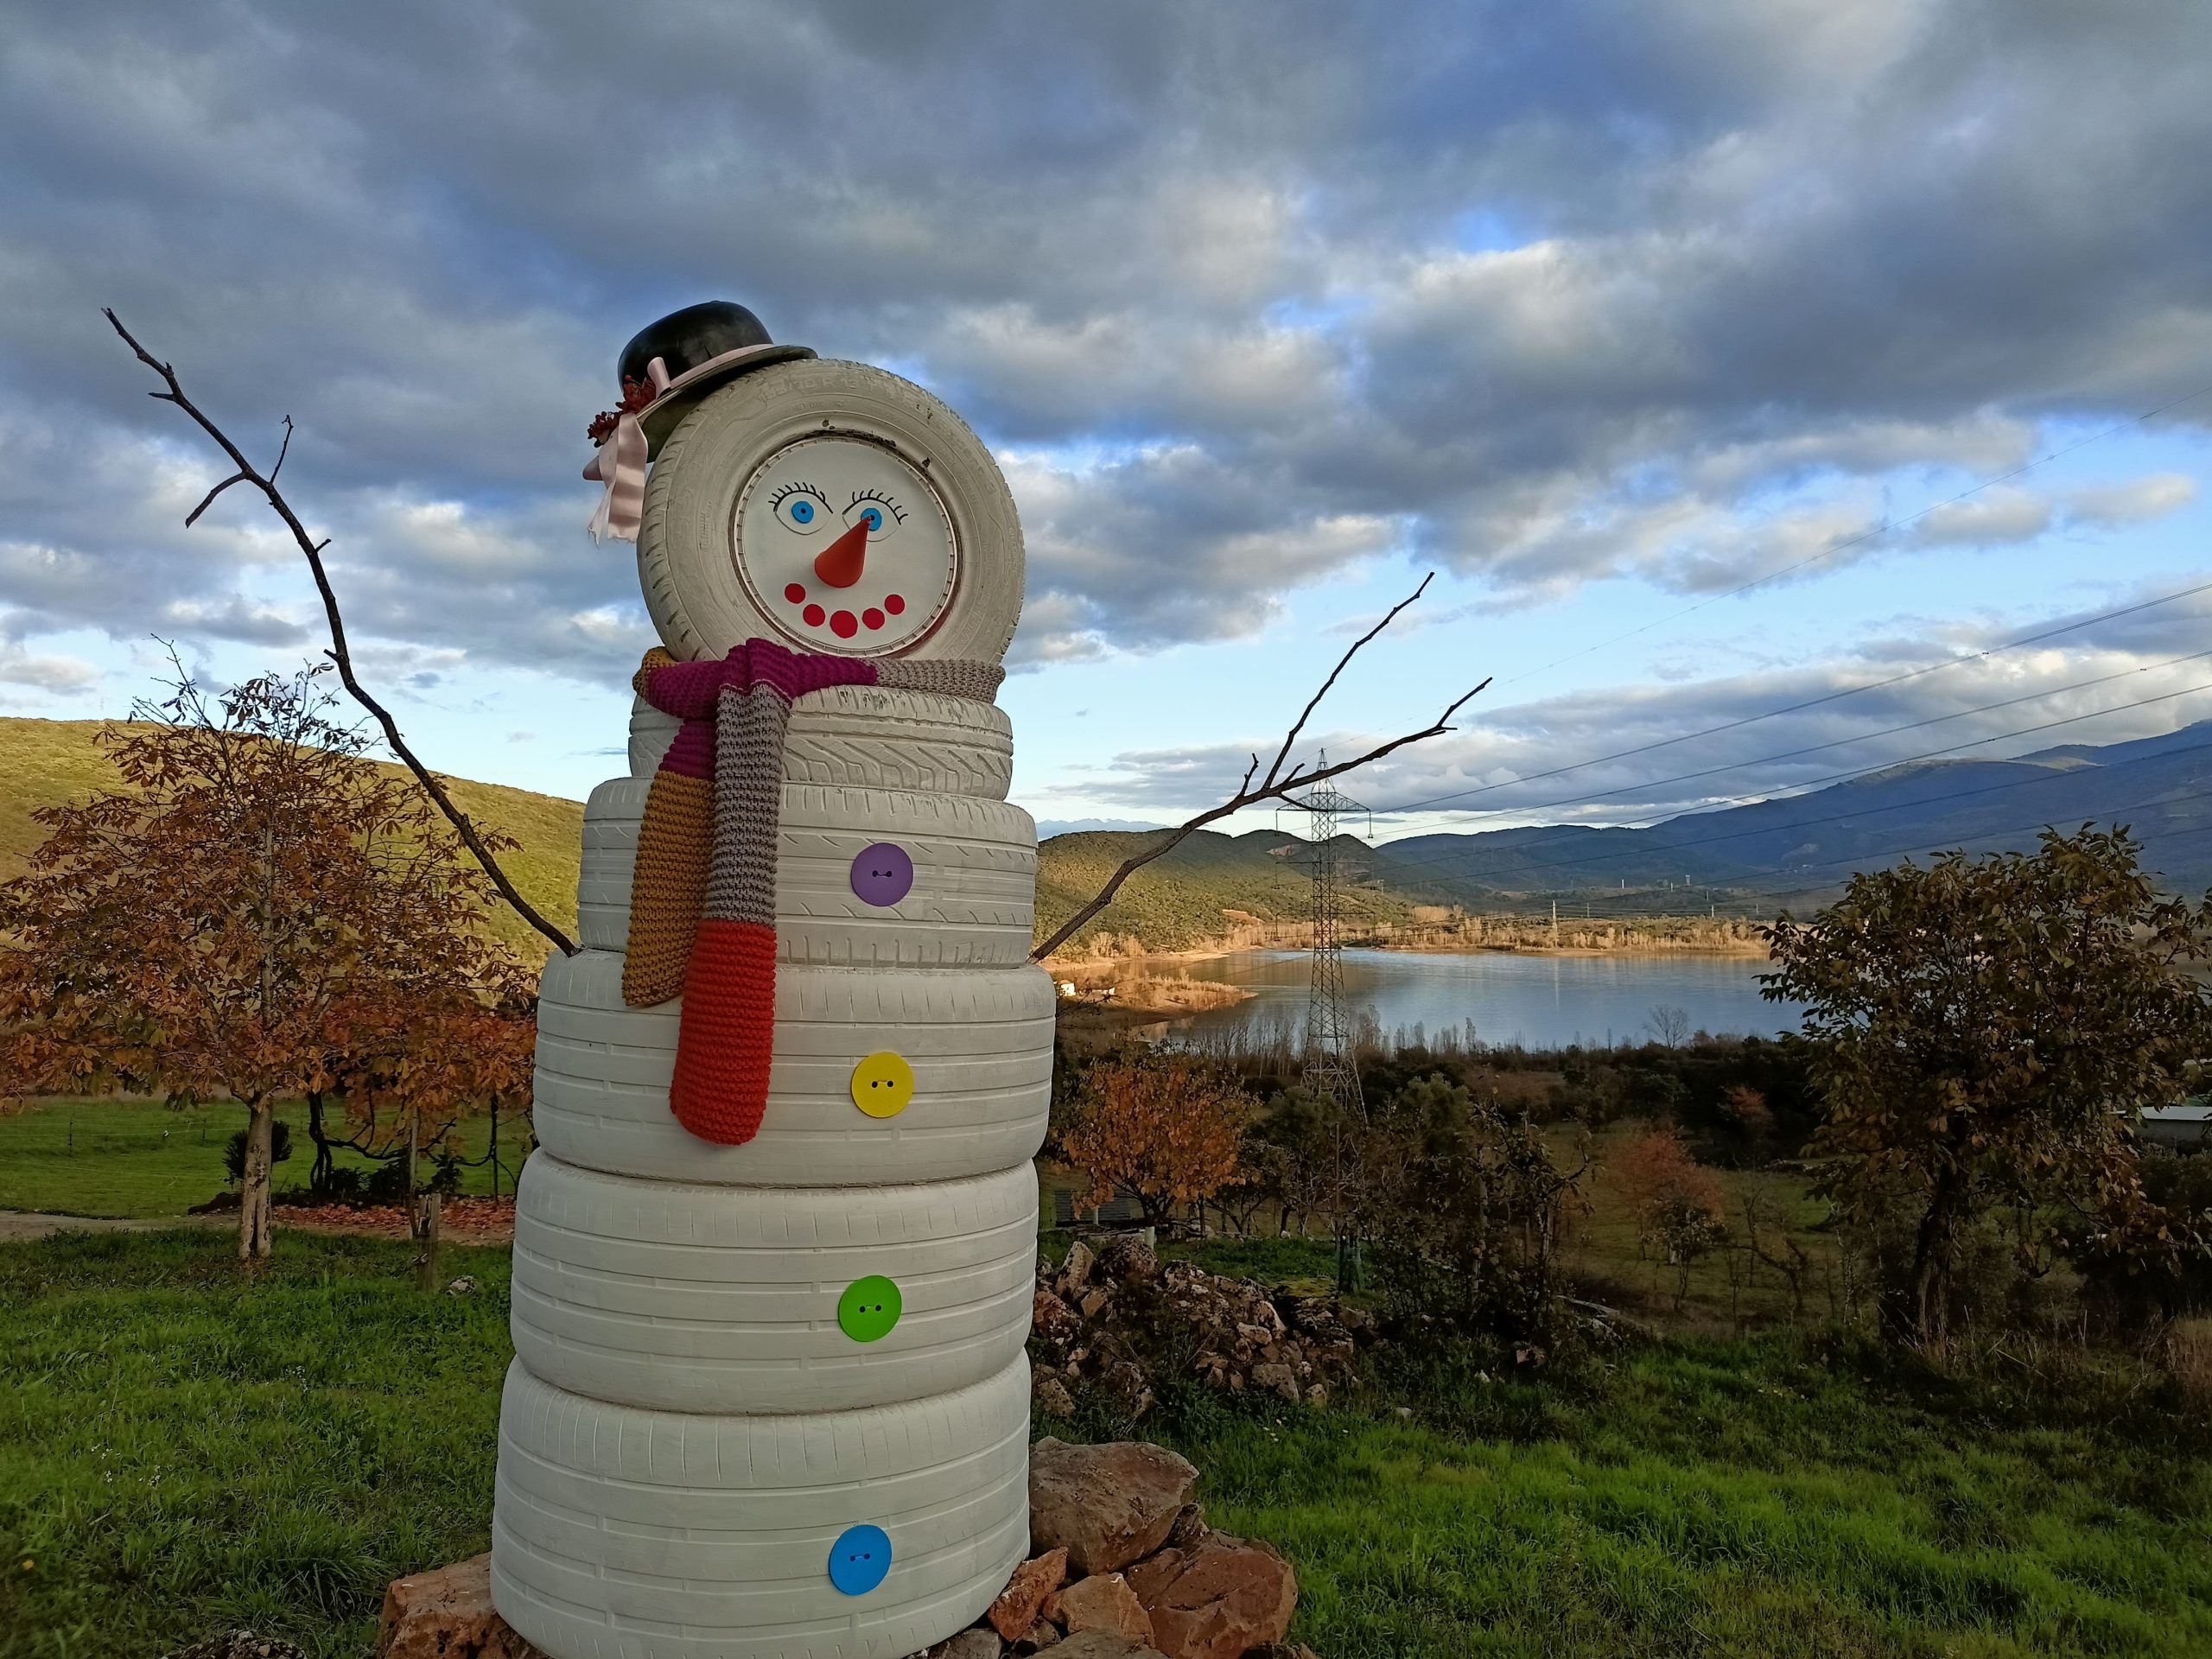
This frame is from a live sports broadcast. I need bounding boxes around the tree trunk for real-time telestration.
[238,1099,275,1261]
[415,1186,442,1292]
[406,1106,439,1289]
[1907,1175,1963,1347]
[305,1090,334,1193]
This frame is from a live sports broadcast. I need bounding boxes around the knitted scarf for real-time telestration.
[623,642,1005,1145]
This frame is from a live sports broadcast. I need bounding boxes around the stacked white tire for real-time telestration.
[494,686,1046,1659]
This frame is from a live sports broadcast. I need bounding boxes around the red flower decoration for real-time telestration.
[587,375,658,444]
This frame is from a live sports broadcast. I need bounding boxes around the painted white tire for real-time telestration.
[639,358,1024,665]
[510,1155,1037,1415]
[576,779,1036,964]
[492,1355,1029,1659]
[532,951,1052,1186]
[627,688,1014,799]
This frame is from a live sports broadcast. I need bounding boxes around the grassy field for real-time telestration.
[4,1227,2208,1659]
[0,715,584,964]
[0,1099,532,1219]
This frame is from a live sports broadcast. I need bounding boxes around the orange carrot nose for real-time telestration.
[813,518,869,588]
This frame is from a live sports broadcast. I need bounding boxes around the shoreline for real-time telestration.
[1044,935,1772,974]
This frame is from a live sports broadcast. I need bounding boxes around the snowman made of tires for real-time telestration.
[493,302,1043,1659]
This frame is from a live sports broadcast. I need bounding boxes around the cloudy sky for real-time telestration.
[7,0,2211,862]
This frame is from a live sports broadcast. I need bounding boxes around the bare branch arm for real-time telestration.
[1032,575,1486,961]
[1262,572,1434,788]
[105,309,578,957]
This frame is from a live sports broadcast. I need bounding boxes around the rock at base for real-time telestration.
[375,1554,537,1659]
[929,1630,1007,1658]
[1127,1532,1298,1659]
[1052,1573,1154,1646]
[1031,1438,1199,1575]
[988,1548,1070,1641]
[1048,1634,1170,1659]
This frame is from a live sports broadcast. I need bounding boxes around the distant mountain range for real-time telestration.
[1034,721,2212,951]
[1373,721,2212,908]
[5,713,2202,966]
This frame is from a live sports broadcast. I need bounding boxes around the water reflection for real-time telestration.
[1152,949,1804,1052]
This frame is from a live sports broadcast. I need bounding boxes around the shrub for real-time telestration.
[224,1119,292,1184]
[1361,1075,1581,1359]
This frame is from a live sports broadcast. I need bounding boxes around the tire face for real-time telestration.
[532,951,1052,1186]
[638,359,1024,664]
[511,1155,1038,1414]
[628,688,1014,799]
[492,1356,1030,1659]
[577,779,1037,964]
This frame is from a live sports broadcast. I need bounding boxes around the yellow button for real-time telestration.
[849,1052,914,1118]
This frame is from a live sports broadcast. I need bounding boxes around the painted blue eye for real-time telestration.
[843,493,903,540]
[772,486,831,534]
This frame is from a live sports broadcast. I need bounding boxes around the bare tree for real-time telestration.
[103,311,576,959]
[1033,574,1489,961]
[1645,1003,1691,1048]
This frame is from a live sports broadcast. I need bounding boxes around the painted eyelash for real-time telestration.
[768,480,826,505]
[849,487,907,523]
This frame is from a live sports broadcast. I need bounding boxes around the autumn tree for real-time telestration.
[0,662,524,1260]
[1762,825,2212,1346]
[332,957,537,1283]
[1057,1048,1248,1225]
[1610,1121,1727,1307]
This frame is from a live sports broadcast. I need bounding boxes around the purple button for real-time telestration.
[850,842,914,906]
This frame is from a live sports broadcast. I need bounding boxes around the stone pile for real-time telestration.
[913,1440,1306,1659]
[1030,1236,1376,1417]
[372,1439,1317,1659]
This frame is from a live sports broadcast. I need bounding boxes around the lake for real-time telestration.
[1155,949,1806,1052]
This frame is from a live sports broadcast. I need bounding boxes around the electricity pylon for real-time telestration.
[1279,766,1370,1288]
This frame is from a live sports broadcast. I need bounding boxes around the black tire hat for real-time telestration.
[613,302,816,457]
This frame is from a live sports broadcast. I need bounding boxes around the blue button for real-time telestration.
[828,1523,891,1595]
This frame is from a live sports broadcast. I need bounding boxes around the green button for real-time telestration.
[837,1274,902,1343]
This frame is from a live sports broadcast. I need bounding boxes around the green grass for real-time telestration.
[0,715,584,964]
[0,1099,532,1219]
[6,1230,2209,1659]
[0,1230,512,1659]
[1073,1338,2212,1658]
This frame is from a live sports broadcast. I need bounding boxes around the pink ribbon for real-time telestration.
[583,416,647,543]
[582,356,671,544]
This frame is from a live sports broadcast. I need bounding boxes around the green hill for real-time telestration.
[0,717,583,964]
[1033,826,1417,956]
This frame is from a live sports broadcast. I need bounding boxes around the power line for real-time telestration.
[1378,573,2212,819]
[1376,724,2212,893]
[1463,776,2212,918]
[1483,382,2212,696]
[1354,675,2212,896]
[1371,650,2212,858]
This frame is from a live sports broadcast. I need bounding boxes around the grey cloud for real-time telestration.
[1076,580,2212,823]
[1,0,2208,674]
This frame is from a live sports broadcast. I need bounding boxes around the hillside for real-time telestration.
[1039,719,2212,952]
[0,718,582,963]
[10,713,2206,967]
[1033,826,1417,957]
[1375,719,2212,909]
